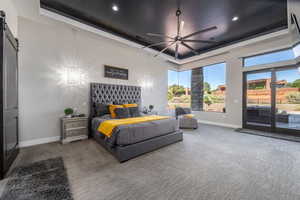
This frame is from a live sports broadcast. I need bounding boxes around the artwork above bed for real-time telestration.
[104,65,128,80]
[90,83,141,118]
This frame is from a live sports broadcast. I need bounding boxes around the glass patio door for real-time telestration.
[244,71,272,129]
[244,67,300,134]
[275,68,300,131]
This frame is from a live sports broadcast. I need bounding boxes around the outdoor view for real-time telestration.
[168,70,191,109]
[246,68,300,129]
[168,63,226,112]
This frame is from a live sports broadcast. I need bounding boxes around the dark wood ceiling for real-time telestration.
[40,0,288,59]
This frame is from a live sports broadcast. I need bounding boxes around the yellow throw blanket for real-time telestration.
[98,115,170,138]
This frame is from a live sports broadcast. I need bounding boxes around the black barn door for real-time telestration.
[0,16,19,179]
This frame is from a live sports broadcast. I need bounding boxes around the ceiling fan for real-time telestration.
[143,2,218,60]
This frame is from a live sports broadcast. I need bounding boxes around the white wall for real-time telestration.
[180,34,294,128]
[18,16,175,143]
[0,0,18,36]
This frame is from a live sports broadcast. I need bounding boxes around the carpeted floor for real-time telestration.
[1,123,300,200]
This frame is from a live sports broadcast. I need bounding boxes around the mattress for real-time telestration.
[92,116,179,146]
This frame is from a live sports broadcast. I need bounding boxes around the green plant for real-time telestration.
[64,108,74,115]
[292,79,300,88]
[286,92,300,104]
[168,84,186,97]
[204,82,211,94]
[149,105,154,111]
[204,94,213,106]
[179,95,191,103]
[168,90,174,101]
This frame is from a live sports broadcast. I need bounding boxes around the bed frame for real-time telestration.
[90,83,183,162]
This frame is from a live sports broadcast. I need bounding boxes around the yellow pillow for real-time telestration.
[183,114,195,118]
[109,105,124,119]
[123,103,138,108]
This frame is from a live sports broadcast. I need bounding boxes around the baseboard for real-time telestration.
[18,121,239,147]
[19,136,60,148]
[198,120,241,129]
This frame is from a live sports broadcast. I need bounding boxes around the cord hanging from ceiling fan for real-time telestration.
[144,0,218,60]
[291,13,300,36]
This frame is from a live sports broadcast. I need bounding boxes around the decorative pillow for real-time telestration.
[129,107,141,117]
[114,107,131,119]
[109,105,124,119]
[99,114,112,120]
[183,114,195,118]
[123,103,138,108]
[95,103,110,117]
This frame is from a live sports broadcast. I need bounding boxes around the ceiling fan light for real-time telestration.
[112,5,119,12]
[232,16,239,21]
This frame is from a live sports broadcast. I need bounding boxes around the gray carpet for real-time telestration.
[2,124,300,200]
[0,157,73,200]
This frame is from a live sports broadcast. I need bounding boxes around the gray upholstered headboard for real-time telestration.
[90,83,141,118]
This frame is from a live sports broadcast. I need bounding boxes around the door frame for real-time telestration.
[242,65,300,136]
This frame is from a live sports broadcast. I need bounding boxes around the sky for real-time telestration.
[169,48,300,89]
[244,49,294,67]
[168,63,226,90]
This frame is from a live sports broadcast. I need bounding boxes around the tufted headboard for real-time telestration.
[90,83,141,118]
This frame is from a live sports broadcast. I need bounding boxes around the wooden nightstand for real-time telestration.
[61,117,88,144]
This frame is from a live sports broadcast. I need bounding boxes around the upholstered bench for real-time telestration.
[175,107,198,129]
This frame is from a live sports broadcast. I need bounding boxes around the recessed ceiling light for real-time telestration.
[232,16,239,21]
[112,5,119,12]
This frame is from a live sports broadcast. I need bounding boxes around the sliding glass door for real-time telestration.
[243,66,300,135]
[245,71,272,128]
[275,68,300,130]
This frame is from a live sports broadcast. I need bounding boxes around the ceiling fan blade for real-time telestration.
[147,33,174,40]
[142,41,174,49]
[179,21,185,37]
[154,41,176,57]
[181,42,199,55]
[182,26,217,39]
[175,43,179,59]
[182,39,217,44]
[177,14,180,36]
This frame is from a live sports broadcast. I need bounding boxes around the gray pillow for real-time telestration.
[99,114,112,120]
[129,107,141,117]
[95,103,109,117]
[115,107,131,119]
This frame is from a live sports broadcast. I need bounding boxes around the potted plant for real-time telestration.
[64,108,74,118]
[149,105,154,112]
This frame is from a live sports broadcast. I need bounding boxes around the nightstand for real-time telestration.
[61,117,88,144]
[144,111,158,115]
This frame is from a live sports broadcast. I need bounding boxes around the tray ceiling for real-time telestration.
[40,0,288,60]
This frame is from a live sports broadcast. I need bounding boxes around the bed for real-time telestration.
[90,83,183,162]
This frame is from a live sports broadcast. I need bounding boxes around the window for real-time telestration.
[244,49,295,67]
[189,63,227,112]
[202,63,226,112]
[168,63,226,113]
[168,70,191,109]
